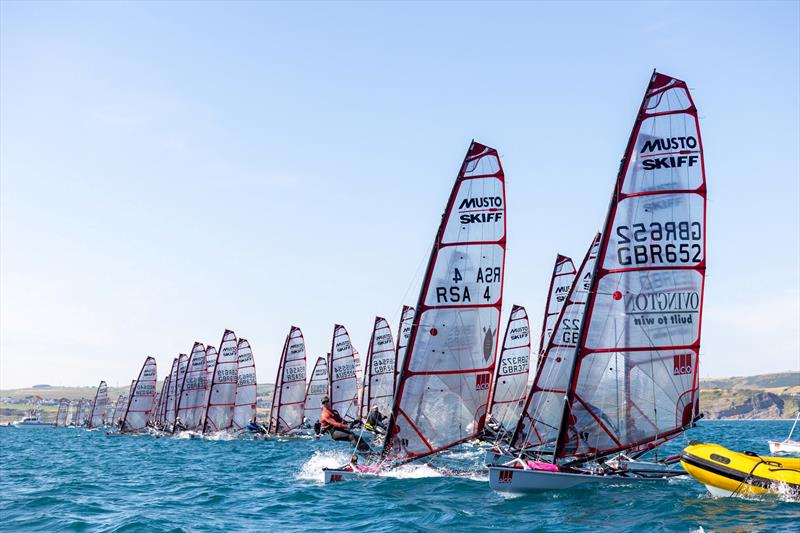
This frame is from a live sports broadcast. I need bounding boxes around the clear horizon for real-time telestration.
[2,1,798,389]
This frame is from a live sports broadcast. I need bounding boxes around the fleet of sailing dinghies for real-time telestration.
[204,330,239,434]
[359,317,397,420]
[55,400,69,426]
[303,356,329,427]
[112,395,127,427]
[269,328,306,434]
[486,305,530,436]
[89,381,109,428]
[489,70,707,492]
[233,339,258,431]
[122,357,158,433]
[329,325,359,421]
[176,343,208,432]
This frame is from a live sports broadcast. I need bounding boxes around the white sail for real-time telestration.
[269,328,306,433]
[173,353,189,423]
[122,356,157,432]
[539,255,577,358]
[384,141,507,462]
[112,395,127,427]
[303,356,329,425]
[206,345,217,392]
[164,359,179,426]
[512,235,600,451]
[68,401,79,426]
[394,306,415,394]
[233,338,258,431]
[203,329,239,433]
[89,381,109,428]
[329,325,358,421]
[360,317,396,419]
[176,343,208,431]
[487,306,531,433]
[56,400,69,427]
[79,399,91,426]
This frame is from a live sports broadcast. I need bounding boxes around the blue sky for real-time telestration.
[1,1,798,389]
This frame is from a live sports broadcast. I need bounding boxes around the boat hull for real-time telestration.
[768,440,800,455]
[488,466,671,492]
[681,443,800,497]
[323,467,380,484]
[484,448,515,465]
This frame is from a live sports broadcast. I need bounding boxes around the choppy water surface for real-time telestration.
[1,421,797,531]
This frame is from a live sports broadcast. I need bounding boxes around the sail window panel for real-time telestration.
[520,390,563,447]
[303,357,329,423]
[408,307,500,373]
[396,372,489,454]
[644,86,692,114]
[569,348,697,455]
[462,151,501,177]
[622,114,702,194]
[602,193,705,270]
[441,177,505,244]
[423,245,504,307]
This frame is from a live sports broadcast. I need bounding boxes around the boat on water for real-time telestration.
[324,140,508,483]
[12,402,54,427]
[681,442,799,497]
[489,71,706,492]
[768,412,800,455]
[268,327,307,436]
[203,330,239,435]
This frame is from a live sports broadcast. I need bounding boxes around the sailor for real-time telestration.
[174,416,187,431]
[320,396,371,452]
[364,405,386,433]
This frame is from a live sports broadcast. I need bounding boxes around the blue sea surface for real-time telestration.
[0,420,797,532]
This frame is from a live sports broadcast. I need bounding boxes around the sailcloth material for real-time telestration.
[487,306,530,432]
[329,325,359,421]
[359,317,397,419]
[269,328,306,433]
[176,343,208,431]
[539,255,577,357]
[204,330,239,433]
[303,356,329,424]
[89,381,109,428]
[384,141,507,461]
[233,338,258,431]
[122,357,158,432]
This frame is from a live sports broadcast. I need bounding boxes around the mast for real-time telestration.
[203,329,239,433]
[88,381,108,429]
[328,325,359,421]
[363,317,396,418]
[173,354,189,424]
[121,357,158,432]
[268,327,305,433]
[383,141,507,462]
[176,343,207,431]
[233,338,258,430]
[486,305,530,432]
[538,255,577,358]
[269,333,290,433]
[555,71,707,462]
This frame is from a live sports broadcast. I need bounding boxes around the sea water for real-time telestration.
[0,420,797,532]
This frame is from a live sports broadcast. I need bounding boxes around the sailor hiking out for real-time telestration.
[320,396,371,452]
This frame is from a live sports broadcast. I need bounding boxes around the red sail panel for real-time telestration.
[362,317,396,419]
[538,255,577,357]
[204,329,239,433]
[329,325,359,420]
[177,343,208,431]
[303,356,329,424]
[512,235,600,451]
[233,339,257,430]
[269,327,306,433]
[394,306,416,394]
[122,356,157,432]
[557,72,706,460]
[487,305,530,432]
[384,141,507,461]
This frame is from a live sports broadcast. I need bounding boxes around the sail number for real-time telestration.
[435,267,501,304]
[616,221,702,266]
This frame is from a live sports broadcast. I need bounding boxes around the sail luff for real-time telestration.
[269,333,290,434]
[486,305,531,432]
[232,338,258,430]
[556,71,706,462]
[203,329,239,433]
[176,343,208,431]
[121,357,158,433]
[328,325,358,421]
[268,328,305,433]
[303,356,329,425]
[538,255,577,357]
[383,141,507,461]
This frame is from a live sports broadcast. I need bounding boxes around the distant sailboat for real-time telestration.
[121,357,158,433]
[358,317,397,422]
[203,330,239,433]
[176,343,208,432]
[329,325,359,422]
[268,328,306,435]
[88,381,109,428]
[56,400,69,427]
[302,356,329,431]
[233,338,258,431]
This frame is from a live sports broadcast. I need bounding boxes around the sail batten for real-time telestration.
[232,338,258,431]
[359,317,397,420]
[121,357,158,432]
[384,141,507,462]
[329,325,359,421]
[203,330,239,433]
[269,328,306,433]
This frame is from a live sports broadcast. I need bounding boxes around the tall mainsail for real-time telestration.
[539,255,577,357]
[68,401,79,426]
[105,396,115,424]
[329,325,359,421]
[203,329,239,433]
[164,359,179,426]
[486,305,531,433]
[359,317,396,419]
[206,345,217,391]
[394,306,415,394]
[56,400,69,427]
[121,357,158,432]
[88,381,109,428]
[303,356,329,425]
[555,72,706,462]
[269,328,306,433]
[173,354,189,422]
[176,343,208,431]
[155,374,170,426]
[233,338,258,430]
[79,399,91,426]
[384,141,507,462]
[512,235,600,452]
[112,395,127,427]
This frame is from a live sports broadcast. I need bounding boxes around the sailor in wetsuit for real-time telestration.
[319,396,371,452]
[364,405,386,434]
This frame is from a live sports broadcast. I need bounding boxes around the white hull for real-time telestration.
[488,466,672,492]
[768,440,800,454]
[323,467,380,484]
[484,449,516,465]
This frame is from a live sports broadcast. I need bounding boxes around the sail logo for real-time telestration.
[459,196,503,209]
[376,333,393,347]
[458,196,503,225]
[475,372,491,391]
[289,343,305,355]
[509,325,529,341]
[335,339,351,352]
[673,353,693,375]
[640,136,697,153]
[497,469,514,483]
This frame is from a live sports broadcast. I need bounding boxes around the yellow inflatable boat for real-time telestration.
[681,442,800,497]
